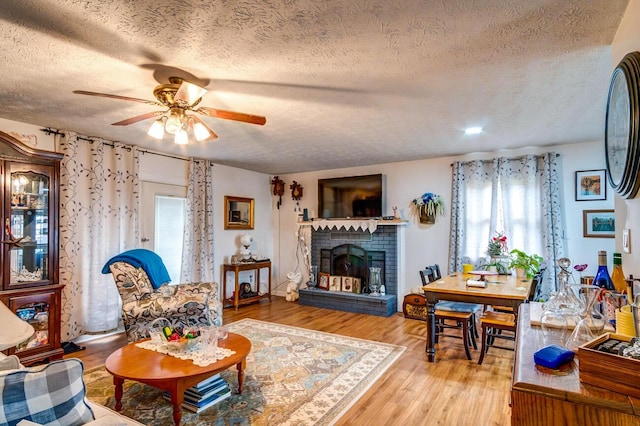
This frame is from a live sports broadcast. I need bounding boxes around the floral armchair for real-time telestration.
[107,261,222,342]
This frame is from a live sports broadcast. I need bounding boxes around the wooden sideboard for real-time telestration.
[512,304,640,425]
[222,260,271,311]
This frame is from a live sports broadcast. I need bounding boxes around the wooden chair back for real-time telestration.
[419,267,436,286]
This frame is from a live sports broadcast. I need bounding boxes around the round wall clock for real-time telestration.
[605,51,640,199]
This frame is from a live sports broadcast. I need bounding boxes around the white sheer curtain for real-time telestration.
[449,153,563,299]
[180,159,214,283]
[59,132,139,340]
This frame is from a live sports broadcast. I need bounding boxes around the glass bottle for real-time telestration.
[593,250,615,291]
[593,250,615,326]
[611,252,627,294]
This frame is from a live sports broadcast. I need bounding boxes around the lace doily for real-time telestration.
[136,340,236,367]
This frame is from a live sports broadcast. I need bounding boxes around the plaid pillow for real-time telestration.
[0,358,94,426]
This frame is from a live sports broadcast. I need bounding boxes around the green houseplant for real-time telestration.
[509,249,543,278]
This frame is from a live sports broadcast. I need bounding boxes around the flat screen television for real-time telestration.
[318,174,384,219]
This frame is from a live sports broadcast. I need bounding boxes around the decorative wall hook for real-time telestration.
[271,176,285,209]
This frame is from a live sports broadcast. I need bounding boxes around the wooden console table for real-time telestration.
[512,304,640,425]
[223,261,272,310]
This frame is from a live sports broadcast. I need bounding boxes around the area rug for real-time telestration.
[84,319,405,425]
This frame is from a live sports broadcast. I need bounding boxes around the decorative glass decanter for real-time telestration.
[540,258,582,344]
[565,284,604,351]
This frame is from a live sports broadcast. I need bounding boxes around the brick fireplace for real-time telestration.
[298,219,406,317]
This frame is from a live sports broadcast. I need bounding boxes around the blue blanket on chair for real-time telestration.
[101,249,171,289]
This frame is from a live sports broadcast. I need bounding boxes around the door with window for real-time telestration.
[141,182,187,283]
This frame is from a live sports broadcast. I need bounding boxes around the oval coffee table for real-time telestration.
[105,332,251,425]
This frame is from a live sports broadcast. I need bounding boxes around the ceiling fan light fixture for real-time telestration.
[174,128,189,145]
[193,120,211,141]
[147,118,165,139]
[165,109,183,134]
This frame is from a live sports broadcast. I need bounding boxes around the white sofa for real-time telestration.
[0,354,142,426]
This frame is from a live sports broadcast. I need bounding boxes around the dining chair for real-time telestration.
[420,267,479,360]
[478,269,545,365]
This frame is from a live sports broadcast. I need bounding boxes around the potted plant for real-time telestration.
[481,232,510,274]
[509,249,544,278]
[412,192,445,224]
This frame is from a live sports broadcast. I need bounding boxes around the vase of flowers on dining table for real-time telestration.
[484,232,510,274]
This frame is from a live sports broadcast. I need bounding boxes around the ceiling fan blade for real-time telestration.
[73,90,163,106]
[175,81,208,105]
[196,106,266,125]
[191,115,218,140]
[112,111,164,126]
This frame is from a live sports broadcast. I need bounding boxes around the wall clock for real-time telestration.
[605,51,640,199]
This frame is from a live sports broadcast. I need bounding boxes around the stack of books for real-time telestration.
[163,373,231,413]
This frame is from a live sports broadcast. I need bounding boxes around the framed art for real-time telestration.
[317,272,330,290]
[583,209,615,238]
[342,276,353,292]
[329,276,342,292]
[352,277,362,294]
[224,196,254,229]
[575,170,606,201]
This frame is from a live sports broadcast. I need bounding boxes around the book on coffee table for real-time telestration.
[162,374,232,413]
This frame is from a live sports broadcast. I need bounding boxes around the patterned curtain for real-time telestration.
[59,132,139,340]
[448,153,563,300]
[180,159,214,283]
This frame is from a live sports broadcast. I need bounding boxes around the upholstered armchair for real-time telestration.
[107,261,221,342]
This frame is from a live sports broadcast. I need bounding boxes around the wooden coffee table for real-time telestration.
[105,332,251,425]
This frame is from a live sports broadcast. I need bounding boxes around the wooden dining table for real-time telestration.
[423,272,532,362]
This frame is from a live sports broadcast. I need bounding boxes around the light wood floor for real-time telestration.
[67,297,514,425]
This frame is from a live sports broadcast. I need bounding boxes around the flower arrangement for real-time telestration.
[486,232,508,256]
[412,192,445,217]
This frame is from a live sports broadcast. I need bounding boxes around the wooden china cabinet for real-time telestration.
[0,131,64,365]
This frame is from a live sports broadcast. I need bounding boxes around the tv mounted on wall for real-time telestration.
[318,174,384,219]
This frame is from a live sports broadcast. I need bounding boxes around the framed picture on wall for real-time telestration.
[583,209,615,238]
[575,170,606,201]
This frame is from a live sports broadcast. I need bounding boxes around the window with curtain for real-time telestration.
[448,153,563,300]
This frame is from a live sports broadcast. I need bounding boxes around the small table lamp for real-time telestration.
[0,301,35,351]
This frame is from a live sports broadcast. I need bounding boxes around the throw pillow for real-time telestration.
[0,358,94,426]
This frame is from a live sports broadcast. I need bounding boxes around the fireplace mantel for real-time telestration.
[298,219,407,233]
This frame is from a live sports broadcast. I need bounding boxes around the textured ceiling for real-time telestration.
[0,0,629,174]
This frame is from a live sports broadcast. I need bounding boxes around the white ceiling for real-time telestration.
[0,0,629,174]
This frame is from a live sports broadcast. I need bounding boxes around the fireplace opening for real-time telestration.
[320,243,386,293]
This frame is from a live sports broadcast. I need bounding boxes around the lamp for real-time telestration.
[147,118,165,139]
[147,108,215,145]
[0,301,35,351]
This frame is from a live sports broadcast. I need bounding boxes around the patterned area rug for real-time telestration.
[84,319,405,425]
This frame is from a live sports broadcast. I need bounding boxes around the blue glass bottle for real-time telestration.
[593,250,615,291]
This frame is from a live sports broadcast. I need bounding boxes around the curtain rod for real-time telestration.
[450,152,560,166]
[40,127,196,162]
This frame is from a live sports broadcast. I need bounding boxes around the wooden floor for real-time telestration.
[67,296,514,425]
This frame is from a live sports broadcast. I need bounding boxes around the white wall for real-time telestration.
[274,141,614,300]
[0,118,56,151]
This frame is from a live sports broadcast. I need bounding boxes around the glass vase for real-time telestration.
[308,265,318,289]
[369,267,381,297]
[565,284,604,351]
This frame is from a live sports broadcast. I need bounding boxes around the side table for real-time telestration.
[222,260,272,310]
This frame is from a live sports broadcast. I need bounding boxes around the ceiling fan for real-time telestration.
[73,77,266,144]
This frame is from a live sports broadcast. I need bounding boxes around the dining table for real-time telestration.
[423,272,532,362]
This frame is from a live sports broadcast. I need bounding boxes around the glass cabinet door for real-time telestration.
[6,168,51,286]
